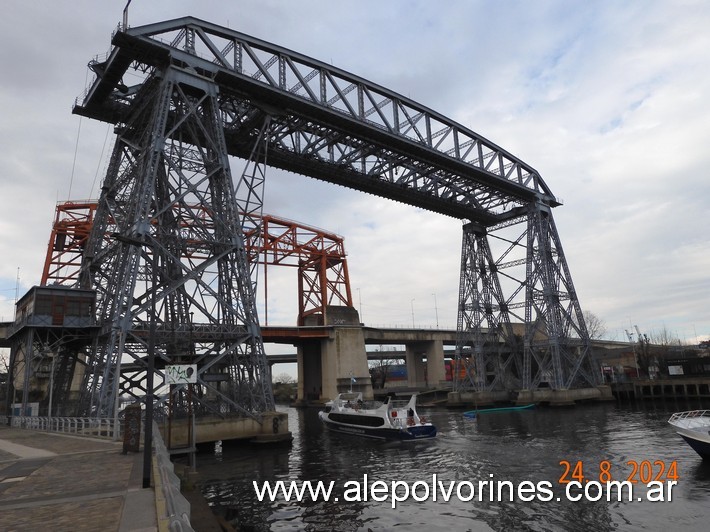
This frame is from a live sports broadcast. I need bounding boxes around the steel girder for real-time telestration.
[249,215,352,326]
[6,326,87,417]
[77,66,274,420]
[75,17,560,226]
[40,201,97,286]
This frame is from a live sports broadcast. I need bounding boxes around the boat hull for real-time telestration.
[673,425,710,460]
[320,414,437,440]
[668,411,710,460]
[679,434,710,459]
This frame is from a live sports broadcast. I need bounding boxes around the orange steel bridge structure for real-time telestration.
[41,200,352,327]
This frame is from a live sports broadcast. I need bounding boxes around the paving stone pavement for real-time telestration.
[0,425,157,532]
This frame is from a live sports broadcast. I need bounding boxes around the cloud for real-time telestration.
[0,0,708,349]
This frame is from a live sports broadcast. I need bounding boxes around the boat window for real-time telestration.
[329,413,385,427]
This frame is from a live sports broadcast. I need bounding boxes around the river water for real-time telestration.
[195,398,710,531]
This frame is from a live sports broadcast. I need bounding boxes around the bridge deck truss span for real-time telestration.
[77,17,560,227]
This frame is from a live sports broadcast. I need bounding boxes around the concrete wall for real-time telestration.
[448,386,613,407]
[298,341,323,402]
[161,411,291,446]
[320,326,373,401]
[405,340,445,387]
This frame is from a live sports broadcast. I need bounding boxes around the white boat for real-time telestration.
[668,410,710,459]
[318,392,437,440]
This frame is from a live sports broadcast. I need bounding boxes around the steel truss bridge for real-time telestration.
[17,16,596,422]
[41,201,352,326]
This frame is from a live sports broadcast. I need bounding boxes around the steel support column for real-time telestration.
[455,223,520,392]
[523,205,598,390]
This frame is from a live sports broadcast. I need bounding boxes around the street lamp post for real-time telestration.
[432,293,439,329]
[410,298,415,328]
[357,288,363,323]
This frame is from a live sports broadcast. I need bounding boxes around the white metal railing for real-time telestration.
[10,416,119,438]
[668,410,710,428]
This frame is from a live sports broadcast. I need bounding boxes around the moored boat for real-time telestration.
[668,410,710,459]
[318,392,437,440]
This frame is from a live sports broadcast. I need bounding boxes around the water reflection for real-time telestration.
[195,399,710,531]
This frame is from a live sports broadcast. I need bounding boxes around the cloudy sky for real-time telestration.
[1,0,708,355]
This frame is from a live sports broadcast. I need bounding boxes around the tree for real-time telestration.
[368,347,404,389]
[582,310,607,340]
[647,326,683,377]
[271,372,297,403]
[649,326,680,348]
[273,372,296,385]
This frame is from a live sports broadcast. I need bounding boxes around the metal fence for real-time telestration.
[9,416,118,438]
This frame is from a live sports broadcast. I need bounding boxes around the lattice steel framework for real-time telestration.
[8,328,89,417]
[76,67,274,420]
[454,206,598,392]
[39,201,352,415]
[42,202,352,326]
[455,223,521,392]
[5,286,97,417]
[41,201,98,286]
[71,16,597,410]
[521,206,598,389]
[247,215,352,326]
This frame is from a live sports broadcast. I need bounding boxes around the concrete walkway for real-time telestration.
[0,425,157,532]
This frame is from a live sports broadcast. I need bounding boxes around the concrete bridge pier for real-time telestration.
[405,340,446,388]
[295,307,373,405]
[298,342,322,404]
[296,327,373,404]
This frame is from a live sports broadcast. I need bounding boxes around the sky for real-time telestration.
[1,0,709,369]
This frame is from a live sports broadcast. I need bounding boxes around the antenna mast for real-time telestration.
[122,0,132,30]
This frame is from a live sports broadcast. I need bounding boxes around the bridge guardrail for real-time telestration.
[9,416,118,438]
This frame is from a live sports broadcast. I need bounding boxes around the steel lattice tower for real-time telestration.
[454,205,598,392]
[77,67,274,419]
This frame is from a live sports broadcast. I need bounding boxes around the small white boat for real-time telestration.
[319,392,437,440]
[668,410,710,459]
